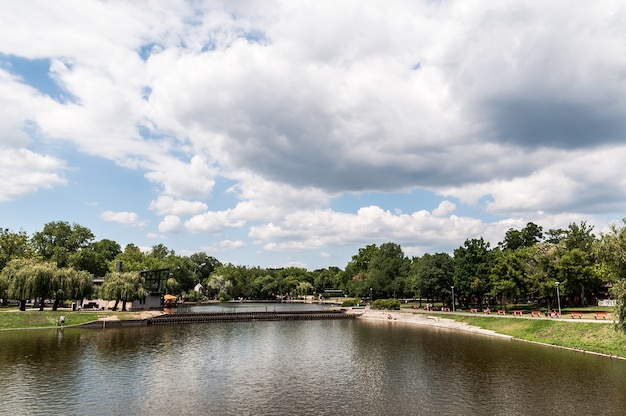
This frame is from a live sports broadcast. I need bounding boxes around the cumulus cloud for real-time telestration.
[202,239,247,252]
[249,205,488,256]
[0,148,66,201]
[100,210,147,227]
[2,1,626,268]
[158,215,183,233]
[149,195,208,217]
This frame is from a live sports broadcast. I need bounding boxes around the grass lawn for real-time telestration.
[0,309,149,330]
[448,315,626,358]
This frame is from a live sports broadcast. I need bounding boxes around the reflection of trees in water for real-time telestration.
[0,329,84,375]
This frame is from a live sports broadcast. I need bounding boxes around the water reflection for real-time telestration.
[1,318,625,415]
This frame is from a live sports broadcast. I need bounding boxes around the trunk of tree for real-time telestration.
[121,299,127,312]
[52,299,59,311]
[38,296,44,311]
[112,299,119,311]
[19,300,26,311]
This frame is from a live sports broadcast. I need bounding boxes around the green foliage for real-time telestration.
[371,298,401,310]
[610,279,626,333]
[454,238,494,305]
[500,222,543,251]
[0,228,34,270]
[414,252,454,302]
[341,298,358,307]
[100,271,147,311]
[31,221,94,268]
[0,258,94,311]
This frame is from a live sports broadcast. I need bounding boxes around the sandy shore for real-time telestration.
[357,309,513,339]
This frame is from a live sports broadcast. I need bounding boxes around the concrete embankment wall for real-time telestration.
[148,310,355,325]
[79,310,356,329]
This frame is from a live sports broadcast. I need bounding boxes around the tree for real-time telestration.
[499,222,544,251]
[454,238,494,306]
[344,244,379,298]
[190,252,222,283]
[113,244,145,272]
[0,228,34,271]
[367,242,411,299]
[414,253,454,304]
[100,271,147,311]
[610,279,626,333]
[52,267,94,310]
[31,221,95,268]
[596,219,626,331]
[70,239,122,277]
[206,274,232,300]
[0,258,35,310]
[0,259,57,311]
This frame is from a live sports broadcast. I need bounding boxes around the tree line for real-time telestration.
[2,219,626,331]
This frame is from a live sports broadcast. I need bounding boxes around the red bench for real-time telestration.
[497,310,506,315]
[512,310,523,316]
[594,312,608,320]
[531,311,542,317]
[570,312,583,319]
[482,308,491,314]
[548,311,560,318]
[470,308,478,313]
[443,307,450,312]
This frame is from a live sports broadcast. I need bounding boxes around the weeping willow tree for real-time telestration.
[100,271,148,311]
[0,259,94,311]
[52,268,94,311]
[0,258,34,311]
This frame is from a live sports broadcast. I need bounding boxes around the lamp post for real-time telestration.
[555,281,561,317]
[451,286,455,312]
[370,287,373,305]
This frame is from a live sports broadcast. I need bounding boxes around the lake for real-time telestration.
[1,305,625,415]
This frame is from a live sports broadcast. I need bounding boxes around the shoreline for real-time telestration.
[357,309,513,339]
[358,309,626,360]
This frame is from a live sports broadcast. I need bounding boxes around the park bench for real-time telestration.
[470,308,478,313]
[594,312,608,320]
[548,311,560,318]
[531,311,542,317]
[512,310,523,317]
[443,307,450,312]
[570,312,583,319]
[497,310,506,315]
[482,308,491,314]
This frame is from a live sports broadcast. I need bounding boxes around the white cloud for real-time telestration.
[185,210,246,233]
[100,210,147,227]
[0,148,66,201]
[249,205,488,256]
[2,1,626,268]
[149,195,208,217]
[202,239,247,252]
[158,215,183,233]
[432,201,456,217]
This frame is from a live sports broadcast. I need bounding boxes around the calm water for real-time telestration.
[1,308,626,415]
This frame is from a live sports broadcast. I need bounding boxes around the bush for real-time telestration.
[371,298,401,310]
[341,299,358,307]
[216,292,231,302]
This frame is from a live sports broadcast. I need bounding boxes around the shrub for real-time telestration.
[341,299,358,307]
[371,298,401,310]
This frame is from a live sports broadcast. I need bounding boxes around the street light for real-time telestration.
[370,287,373,305]
[451,286,455,312]
[555,281,562,317]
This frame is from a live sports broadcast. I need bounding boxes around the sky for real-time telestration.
[1,1,625,270]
